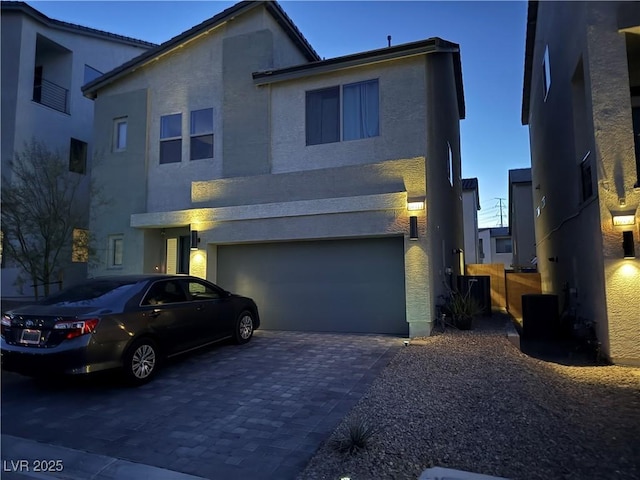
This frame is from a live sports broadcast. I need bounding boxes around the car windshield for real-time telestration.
[39,279,140,307]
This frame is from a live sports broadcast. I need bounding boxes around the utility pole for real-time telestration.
[494,197,507,227]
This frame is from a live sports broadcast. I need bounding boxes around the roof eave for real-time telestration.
[521,0,539,125]
[82,1,320,99]
[1,1,155,49]
[253,37,465,119]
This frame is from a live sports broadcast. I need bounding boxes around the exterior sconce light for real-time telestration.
[407,201,425,211]
[409,216,418,240]
[623,231,635,259]
[190,230,200,250]
[613,214,636,227]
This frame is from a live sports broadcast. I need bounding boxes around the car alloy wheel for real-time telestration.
[235,311,254,344]
[132,344,156,379]
[124,338,159,385]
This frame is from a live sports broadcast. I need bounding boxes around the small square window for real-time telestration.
[114,118,127,151]
[495,237,512,254]
[108,234,123,268]
[69,138,87,174]
[160,113,182,164]
[190,108,213,160]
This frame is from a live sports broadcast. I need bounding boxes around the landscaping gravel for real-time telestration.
[298,316,640,480]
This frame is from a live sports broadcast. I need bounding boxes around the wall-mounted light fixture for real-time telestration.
[409,216,418,240]
[190,230,200,250]
[613,214,636,227]
[623,231,636,259]
[407,201,425,211]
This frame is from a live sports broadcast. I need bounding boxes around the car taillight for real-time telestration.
[53,318,99,340]
[1,315,11,338]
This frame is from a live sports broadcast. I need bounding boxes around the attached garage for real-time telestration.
[216,237,407,335]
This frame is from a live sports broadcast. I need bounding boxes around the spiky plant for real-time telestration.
[331,415,378,454]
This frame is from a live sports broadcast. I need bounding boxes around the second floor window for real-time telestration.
[343,79,379,141]
[306,79,379,146]
[190,108,213,160]
[495,237,513,254]
[160,113,182,164]
[69,138,87,174]
[114,118,127,152]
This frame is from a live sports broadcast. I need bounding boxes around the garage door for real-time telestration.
[217,237,407,335]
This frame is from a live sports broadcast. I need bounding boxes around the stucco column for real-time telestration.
[404,230,431,337]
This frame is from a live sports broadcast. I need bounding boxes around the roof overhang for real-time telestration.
[82,1,320,99]
[521,0,539,126]
[253,37,465,120]
[1,1,155,48]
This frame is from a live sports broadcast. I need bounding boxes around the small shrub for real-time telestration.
[331,415,378,454]
[447,289,483,330]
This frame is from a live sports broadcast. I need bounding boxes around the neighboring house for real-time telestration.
[462,177,480,264]
[0,1,153,297]
[522,1,640,364]
[82,0,466,337]
[478,227,513,267]
[508,167,536,269]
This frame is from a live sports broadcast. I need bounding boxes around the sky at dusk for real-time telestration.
[30,0,531,228]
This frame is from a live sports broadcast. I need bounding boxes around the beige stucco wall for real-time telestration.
[526,1,640,363]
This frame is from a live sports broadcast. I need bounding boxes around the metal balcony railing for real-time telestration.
[33,78,69,114]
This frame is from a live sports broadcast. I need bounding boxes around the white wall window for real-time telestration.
[306,79,379,145]
[542,45,551,101]
[107,234,124,268]
[190,108,213,160]
[343,80,379,141]
[160,113,182,164]
[114,118,127,152]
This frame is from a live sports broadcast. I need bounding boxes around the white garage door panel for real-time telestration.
[217,238,407,335]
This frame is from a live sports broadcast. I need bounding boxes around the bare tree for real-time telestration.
[1,139,89,297]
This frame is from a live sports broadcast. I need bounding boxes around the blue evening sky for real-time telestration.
[30,0,531,227]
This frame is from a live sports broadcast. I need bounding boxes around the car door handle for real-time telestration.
[148,309,161,318]
[196,305,204,312]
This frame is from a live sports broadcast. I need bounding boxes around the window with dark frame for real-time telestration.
[114,118,127,151]
[190,108,213,160]
[495,237,512,254]
[160,113,182,164]
[306,86,339,145]
[306,80,380,146]
[69,138,87,174]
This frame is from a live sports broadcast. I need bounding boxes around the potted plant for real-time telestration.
[447,288,483,330]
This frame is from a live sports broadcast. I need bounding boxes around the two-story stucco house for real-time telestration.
[1,1,154,297]
[82,0,466,337]
[522,1,640,364]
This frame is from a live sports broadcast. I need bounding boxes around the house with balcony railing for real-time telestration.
[0,1,155,298]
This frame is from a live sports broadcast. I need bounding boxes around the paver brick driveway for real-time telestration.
[1,330,401,479]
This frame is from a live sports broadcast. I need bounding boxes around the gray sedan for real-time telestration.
[1,274,260,385]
